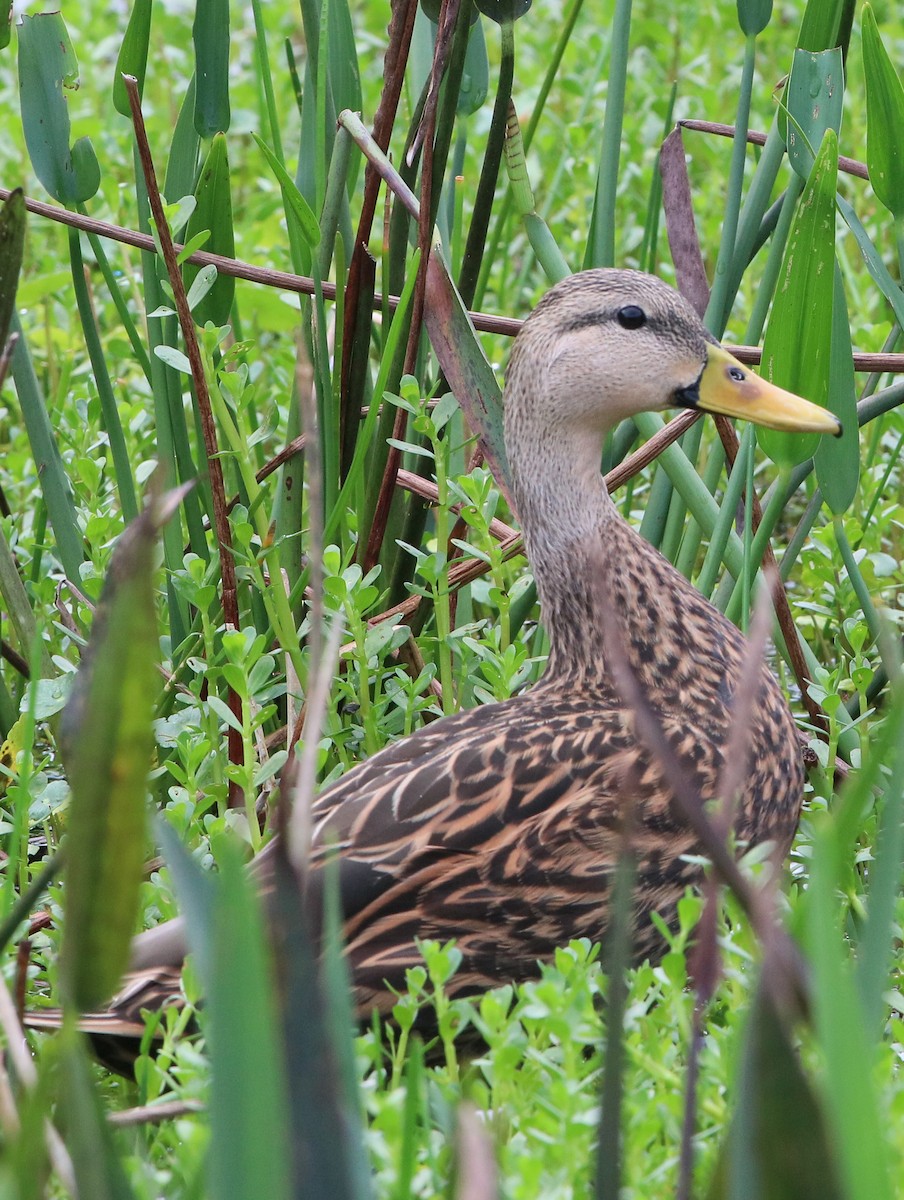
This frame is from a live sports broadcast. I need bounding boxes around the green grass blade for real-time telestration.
[806,825,894,1200]
[10,317,85,583]
[59,495,169,1011]
[207,838,291,1200]
[67,229,138,522]
[193,0,231,136]
[853,674,904,1035]
[584,0,632,268]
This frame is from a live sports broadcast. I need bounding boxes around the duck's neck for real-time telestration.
[507,415,620,679]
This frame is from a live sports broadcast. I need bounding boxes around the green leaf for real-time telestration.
[814,265,858,514]
[758,128,838,466]
[193,0,231,136]
[207,837,291,1200]
[796,0,854,54]
[783,48,844,179]
[474,0,533,22]
[837,194,904,328]
[17,12,101,204]
[458,18,490,116]
[183,133,235,326]
[0,189,25,357]
[861,4,904,218]
[163,74,201,204]
[252,133,321,248]
[805,824,894,1200]
[58,496,170,1012]
[112,0,152,117]
[736,0,772,37]
[710,977,844,1200]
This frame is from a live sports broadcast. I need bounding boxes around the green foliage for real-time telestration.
[0,1,903,1197]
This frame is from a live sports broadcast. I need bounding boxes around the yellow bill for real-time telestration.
[692,344,842,436]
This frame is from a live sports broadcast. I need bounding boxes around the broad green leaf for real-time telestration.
[252,133,321,248]
[207,837,291,1200]
[797,0,854,55]
[17,12,101,204]
[0,189,25,356]
[737,0,772,37]
[112,0,152,117]
[861,4,904,218]
[710,978,844,1200]
[0,0,9,49]
[183,133,234,326]
[458,18,490,116]
[814,265,858,514]
[783,48,844,179]
[193,0,231,136]
[163,74,201,206]
[59,497,168,1011]
[758,128,837,466]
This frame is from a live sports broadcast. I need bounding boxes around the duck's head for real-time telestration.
[504,268,841,441]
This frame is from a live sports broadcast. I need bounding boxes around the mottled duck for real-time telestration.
[29,269,840,1064]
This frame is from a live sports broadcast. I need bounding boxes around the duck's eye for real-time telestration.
[617,305,646,330]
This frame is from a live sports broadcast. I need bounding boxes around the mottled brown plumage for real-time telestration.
[28,270,838,1065]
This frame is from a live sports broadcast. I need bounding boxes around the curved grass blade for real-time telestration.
[252,132,321,249]
[58,492,180,1012]
[17,12,100,205]
[758,128,838,466]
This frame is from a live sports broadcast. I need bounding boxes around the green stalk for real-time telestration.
[584,0,632,268]
[10,317,85,584]
[68,229,138,522]
[250,0,283,159]
[706,32,758,334]
[696,428,753,599]
[723,469,791,624]
[458,18,516,308]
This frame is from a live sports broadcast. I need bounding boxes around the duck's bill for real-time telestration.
[679,344,842,436]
